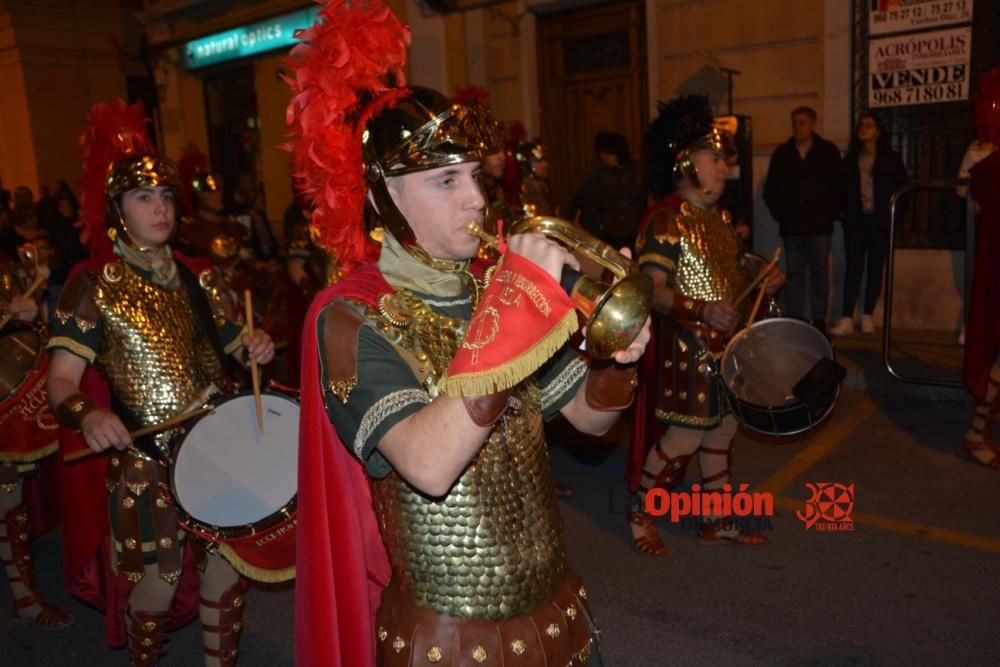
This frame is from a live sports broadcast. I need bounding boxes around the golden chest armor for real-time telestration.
[92,262,226,455]
[672,202,751,303]
[367,288,568,620]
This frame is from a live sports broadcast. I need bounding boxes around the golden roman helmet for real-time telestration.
[646,95,737,198]
[362,86,496,263]
[104,154,179,242]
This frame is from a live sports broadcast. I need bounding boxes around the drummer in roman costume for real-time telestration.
[45,98,273,665]
[626,95,784,555]
[1,251,73,629]
[287,2,650,664]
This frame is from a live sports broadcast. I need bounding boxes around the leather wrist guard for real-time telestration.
[669,295,707,323]
[462,391,514,427]
[55,392,98,431]
[585,360,639,411]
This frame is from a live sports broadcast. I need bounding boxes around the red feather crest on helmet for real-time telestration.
[284,0,411,275]
[77,98,154,258]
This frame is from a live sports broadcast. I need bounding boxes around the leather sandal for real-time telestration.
[627,510,669,557]
[698,518,767,546]
[2,505,73,630]
[962,435,1000,469]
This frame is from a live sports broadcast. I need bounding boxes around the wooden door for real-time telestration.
[536,0,647,216]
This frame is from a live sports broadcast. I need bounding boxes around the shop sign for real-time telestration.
[869,0,972,36]
[868,26,971,108]
[182,6,319,70]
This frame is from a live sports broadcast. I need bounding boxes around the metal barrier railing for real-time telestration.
[883,178,973,387]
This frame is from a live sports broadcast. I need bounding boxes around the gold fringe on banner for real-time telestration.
[436,309,579,397]
[0,440,58,465]
[218,543,296,583]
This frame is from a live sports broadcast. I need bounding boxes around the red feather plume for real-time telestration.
[451,84,490,106]
[283,0,411,275]
[76,98,154,259]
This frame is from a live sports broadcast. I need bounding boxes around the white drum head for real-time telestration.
[172,392,299,528]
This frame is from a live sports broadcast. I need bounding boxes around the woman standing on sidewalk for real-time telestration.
[830,113,907,337]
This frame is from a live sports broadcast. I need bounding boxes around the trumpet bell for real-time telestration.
[575,270,653,360]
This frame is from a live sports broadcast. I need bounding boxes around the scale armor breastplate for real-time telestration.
[368,289,568,620]
[93,262,226,453]
[672,203,751,303]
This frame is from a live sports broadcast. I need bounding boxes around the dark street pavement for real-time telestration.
[3,332,999,666]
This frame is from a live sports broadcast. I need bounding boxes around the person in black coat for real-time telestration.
[829,112,907,336]
[763,107,844,331]
[570,131,646,251]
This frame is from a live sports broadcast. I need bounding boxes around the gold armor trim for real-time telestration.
[637,253,676,273]
[366,286,568,620]
[113,530,186,555]
[327,377,358,405]
[655,408,722,428]
[223,325,247,355]
[540,355,587,413]
[47,336,97,364]
[353,388,429,457]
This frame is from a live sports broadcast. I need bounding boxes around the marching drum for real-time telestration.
[169,389,299,582]
[720,318,842,437]
[0,325,59,463]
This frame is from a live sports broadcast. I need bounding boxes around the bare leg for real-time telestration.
[0,476,73,628]
[698,416,766,545]
[0,479,33,603]
[963,358,1000,468]
[628,426,702,555]
[128,562,180,613]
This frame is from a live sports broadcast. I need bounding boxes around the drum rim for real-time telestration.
[720,317,839,437]
[168,388,298,542]
[0,325,46,402]
[728,385,840,437]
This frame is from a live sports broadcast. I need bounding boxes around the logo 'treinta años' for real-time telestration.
[796,482,855,531]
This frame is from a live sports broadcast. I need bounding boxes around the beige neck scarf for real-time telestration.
[115,237,179,288]
[377,232,470,298]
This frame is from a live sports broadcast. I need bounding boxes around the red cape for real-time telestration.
[55,252,209,646]
[964,149,1000,399]
[626,197,681,493]
[295,263,392,667]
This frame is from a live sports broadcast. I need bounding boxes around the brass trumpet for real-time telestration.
[467,216,652,359]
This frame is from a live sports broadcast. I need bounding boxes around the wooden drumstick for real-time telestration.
[746,281,769,328]
[244,289,264,432]
[733,247,782,308]
[0,273,47,330]
[63,405,215,463]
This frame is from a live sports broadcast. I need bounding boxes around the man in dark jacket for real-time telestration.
[763,106,843,331]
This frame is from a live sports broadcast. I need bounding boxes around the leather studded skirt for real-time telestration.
[375,570,600,666]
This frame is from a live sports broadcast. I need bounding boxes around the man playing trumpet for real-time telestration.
[287,3,650,664]
[627,95,784,555]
